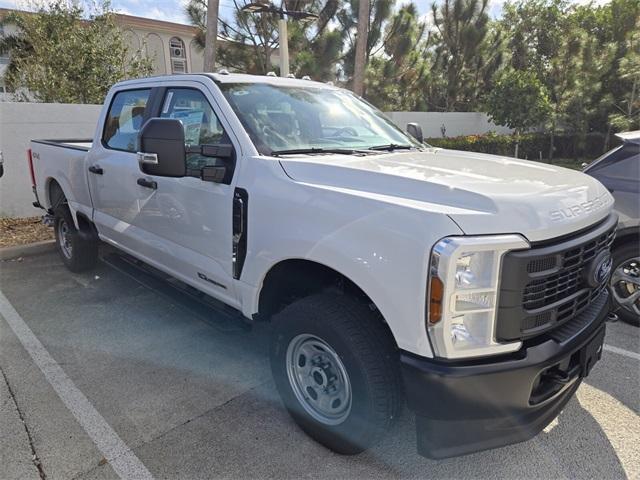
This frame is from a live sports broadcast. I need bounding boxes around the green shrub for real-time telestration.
[426,132,621,160]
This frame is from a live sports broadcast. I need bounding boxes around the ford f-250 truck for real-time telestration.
[29,73,616,459]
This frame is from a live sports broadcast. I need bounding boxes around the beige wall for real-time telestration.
[119,26,204,75]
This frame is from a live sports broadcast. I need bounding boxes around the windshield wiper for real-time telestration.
[270,147,365,156]
[368,143,414,152]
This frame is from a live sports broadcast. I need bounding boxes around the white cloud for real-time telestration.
[111,0,190,24]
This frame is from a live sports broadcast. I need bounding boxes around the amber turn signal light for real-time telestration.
[429,276,444,324]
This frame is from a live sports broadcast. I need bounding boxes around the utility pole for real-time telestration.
[204,0,220,72]
[242,2,317,77]
[278,14,289,77]
[353,0,369,95]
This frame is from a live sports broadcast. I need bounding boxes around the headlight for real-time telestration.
[427,235,529,359]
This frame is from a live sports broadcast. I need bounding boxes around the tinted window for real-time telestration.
[590,143,640,179]
[160,88,228,172]
[103,89,151,152]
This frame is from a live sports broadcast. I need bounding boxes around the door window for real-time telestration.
[160,88,229,173]
[103,89,151,152]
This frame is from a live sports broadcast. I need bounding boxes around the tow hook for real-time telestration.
[607,312,619,323]
[42,213,54,227]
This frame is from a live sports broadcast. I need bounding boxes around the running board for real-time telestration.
[101,250,249,333]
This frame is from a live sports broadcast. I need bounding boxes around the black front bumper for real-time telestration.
[401,290,609,459]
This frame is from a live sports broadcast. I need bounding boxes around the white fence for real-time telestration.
[0,104,508,218]
[0,103,102,218]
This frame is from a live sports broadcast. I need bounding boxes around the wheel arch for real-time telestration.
[256,258,399,348]
[46,177,65,211]
[46,177,95,235]
[613,226,640,251]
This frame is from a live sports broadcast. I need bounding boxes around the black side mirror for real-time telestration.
[194,144,235,183]
[407,122,424,143]
[138,118,186,177]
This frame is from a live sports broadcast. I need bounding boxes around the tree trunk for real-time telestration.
[203,0,219,72]
[352,0,369,96]
[548,120,555,163]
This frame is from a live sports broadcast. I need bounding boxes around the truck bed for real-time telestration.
[30,138,94,218]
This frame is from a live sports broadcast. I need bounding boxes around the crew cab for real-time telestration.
[29,74,616,459]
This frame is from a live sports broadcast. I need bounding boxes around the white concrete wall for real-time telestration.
[386,112,513,138]
[0,102,101,218]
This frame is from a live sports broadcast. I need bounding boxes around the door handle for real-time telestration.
[88,165,103,175]
[137,178,157,190]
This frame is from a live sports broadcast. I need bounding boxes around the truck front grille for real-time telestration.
[496,214,617,342]
[522,226,615,311]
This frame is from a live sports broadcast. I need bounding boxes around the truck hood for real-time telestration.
[278,148,614,242]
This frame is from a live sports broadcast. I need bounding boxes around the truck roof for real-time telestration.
[114,72,338,90]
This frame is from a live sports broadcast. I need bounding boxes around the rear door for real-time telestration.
[88,87,153,249]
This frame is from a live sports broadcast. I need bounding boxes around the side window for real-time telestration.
[103,89,151,152]
[160,88,228,172]
[591,144,640,179]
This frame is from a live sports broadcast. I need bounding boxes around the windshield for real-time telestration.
[218,83,421,155]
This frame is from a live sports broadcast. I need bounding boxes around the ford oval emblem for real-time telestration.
[586,250,613,288]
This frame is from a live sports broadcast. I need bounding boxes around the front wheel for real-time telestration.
[270,293,401,455]
[54,206,98,272]
[610,242,640,326]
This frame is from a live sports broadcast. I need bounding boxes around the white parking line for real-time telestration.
[0,291,154,480]
[604,344,640,361]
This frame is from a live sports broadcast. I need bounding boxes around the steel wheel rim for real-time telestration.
[610,256,640,317]
[285,334,352,425]
[57,219,73,259]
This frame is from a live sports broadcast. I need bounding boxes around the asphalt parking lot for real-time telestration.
[1,250,638,480]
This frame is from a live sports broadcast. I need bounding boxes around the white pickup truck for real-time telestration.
[29,73,617,459]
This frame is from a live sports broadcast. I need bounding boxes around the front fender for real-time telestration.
[236,158,463,357]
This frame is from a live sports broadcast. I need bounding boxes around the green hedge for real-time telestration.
[426,132,621,160]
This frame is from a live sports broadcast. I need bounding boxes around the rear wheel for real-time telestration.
[610,242,640,326]
[270,293,401,454]
[54,206,98,272]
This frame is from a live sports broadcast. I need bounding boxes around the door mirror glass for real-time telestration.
[138,118,186,177]
[406,123,424,143]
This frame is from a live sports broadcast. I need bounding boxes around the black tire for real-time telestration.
[610,242,640,326]
[53,206,98,273]
[270,293,402,455]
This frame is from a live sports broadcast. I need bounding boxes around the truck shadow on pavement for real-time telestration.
[0,252,635,479]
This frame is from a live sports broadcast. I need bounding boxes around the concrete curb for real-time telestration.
[0,240,56,261]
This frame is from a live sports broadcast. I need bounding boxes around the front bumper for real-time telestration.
[401,290,609,459]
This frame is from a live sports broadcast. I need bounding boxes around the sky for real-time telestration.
[0,0,607,27]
